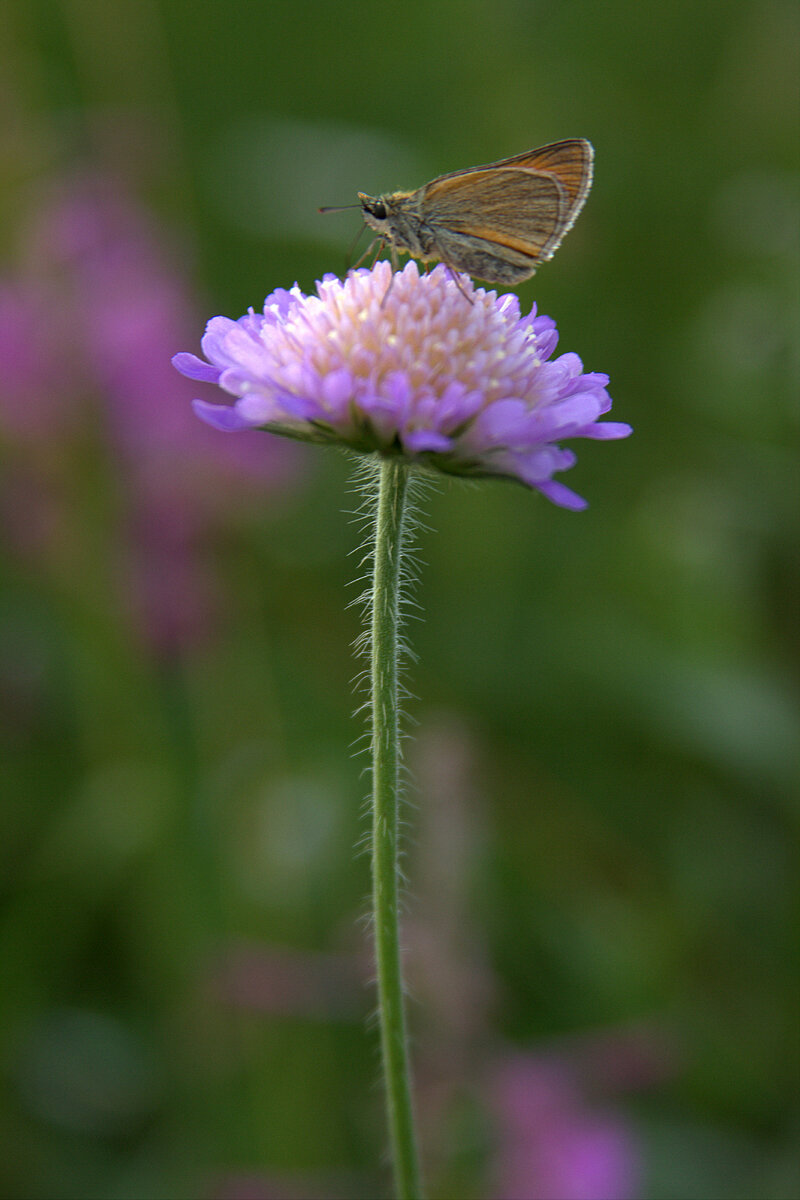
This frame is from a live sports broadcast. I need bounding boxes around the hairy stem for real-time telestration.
[369,457,423,1199]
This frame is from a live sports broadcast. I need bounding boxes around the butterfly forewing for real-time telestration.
[420,138,593,265]
[491,139,594,213]
[422,169,563,261]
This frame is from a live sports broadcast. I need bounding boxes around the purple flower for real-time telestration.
[1,169,306,654]
[491,1055,641,1200]
[174,261,630,510]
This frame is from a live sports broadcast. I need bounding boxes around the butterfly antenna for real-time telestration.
[318,203,361,213]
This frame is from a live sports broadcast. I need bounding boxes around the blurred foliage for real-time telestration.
[0,1,798,1198]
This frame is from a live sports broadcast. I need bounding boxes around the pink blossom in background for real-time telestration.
[404,722,658,1198]
[490,1053,641,1200]
[28,174,301,505]
[0,170,306,654]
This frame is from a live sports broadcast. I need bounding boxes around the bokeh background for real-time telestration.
[1,2,798,1197]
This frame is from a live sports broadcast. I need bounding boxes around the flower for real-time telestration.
[490,1054,641,1200]
[173,260,630,510]
[1,168,305,654]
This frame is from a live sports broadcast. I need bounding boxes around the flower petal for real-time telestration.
[404,429,453,452]
[192,399,254,432]
[172,352,221,383]
[581,421,634,440]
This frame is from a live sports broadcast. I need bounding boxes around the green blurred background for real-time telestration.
[1,2,798,1197]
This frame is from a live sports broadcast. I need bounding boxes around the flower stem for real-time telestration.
[369,457,423,1199]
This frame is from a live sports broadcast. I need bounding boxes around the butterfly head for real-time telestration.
[358,193,394,237]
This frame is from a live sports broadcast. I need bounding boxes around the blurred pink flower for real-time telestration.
[0,170,306,654]
[490,1053,641,1200]
[12,172,302,502]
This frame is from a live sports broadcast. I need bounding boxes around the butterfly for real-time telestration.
[354,139,594,285]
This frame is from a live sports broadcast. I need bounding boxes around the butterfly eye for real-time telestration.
[369,200,388,220]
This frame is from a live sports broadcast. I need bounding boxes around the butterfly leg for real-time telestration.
[442,261,474,305]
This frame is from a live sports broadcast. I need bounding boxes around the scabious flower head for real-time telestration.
[173,260,630,509]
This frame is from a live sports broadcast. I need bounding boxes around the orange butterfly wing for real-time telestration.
[421,139,593,264]
[492,140,594,213]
